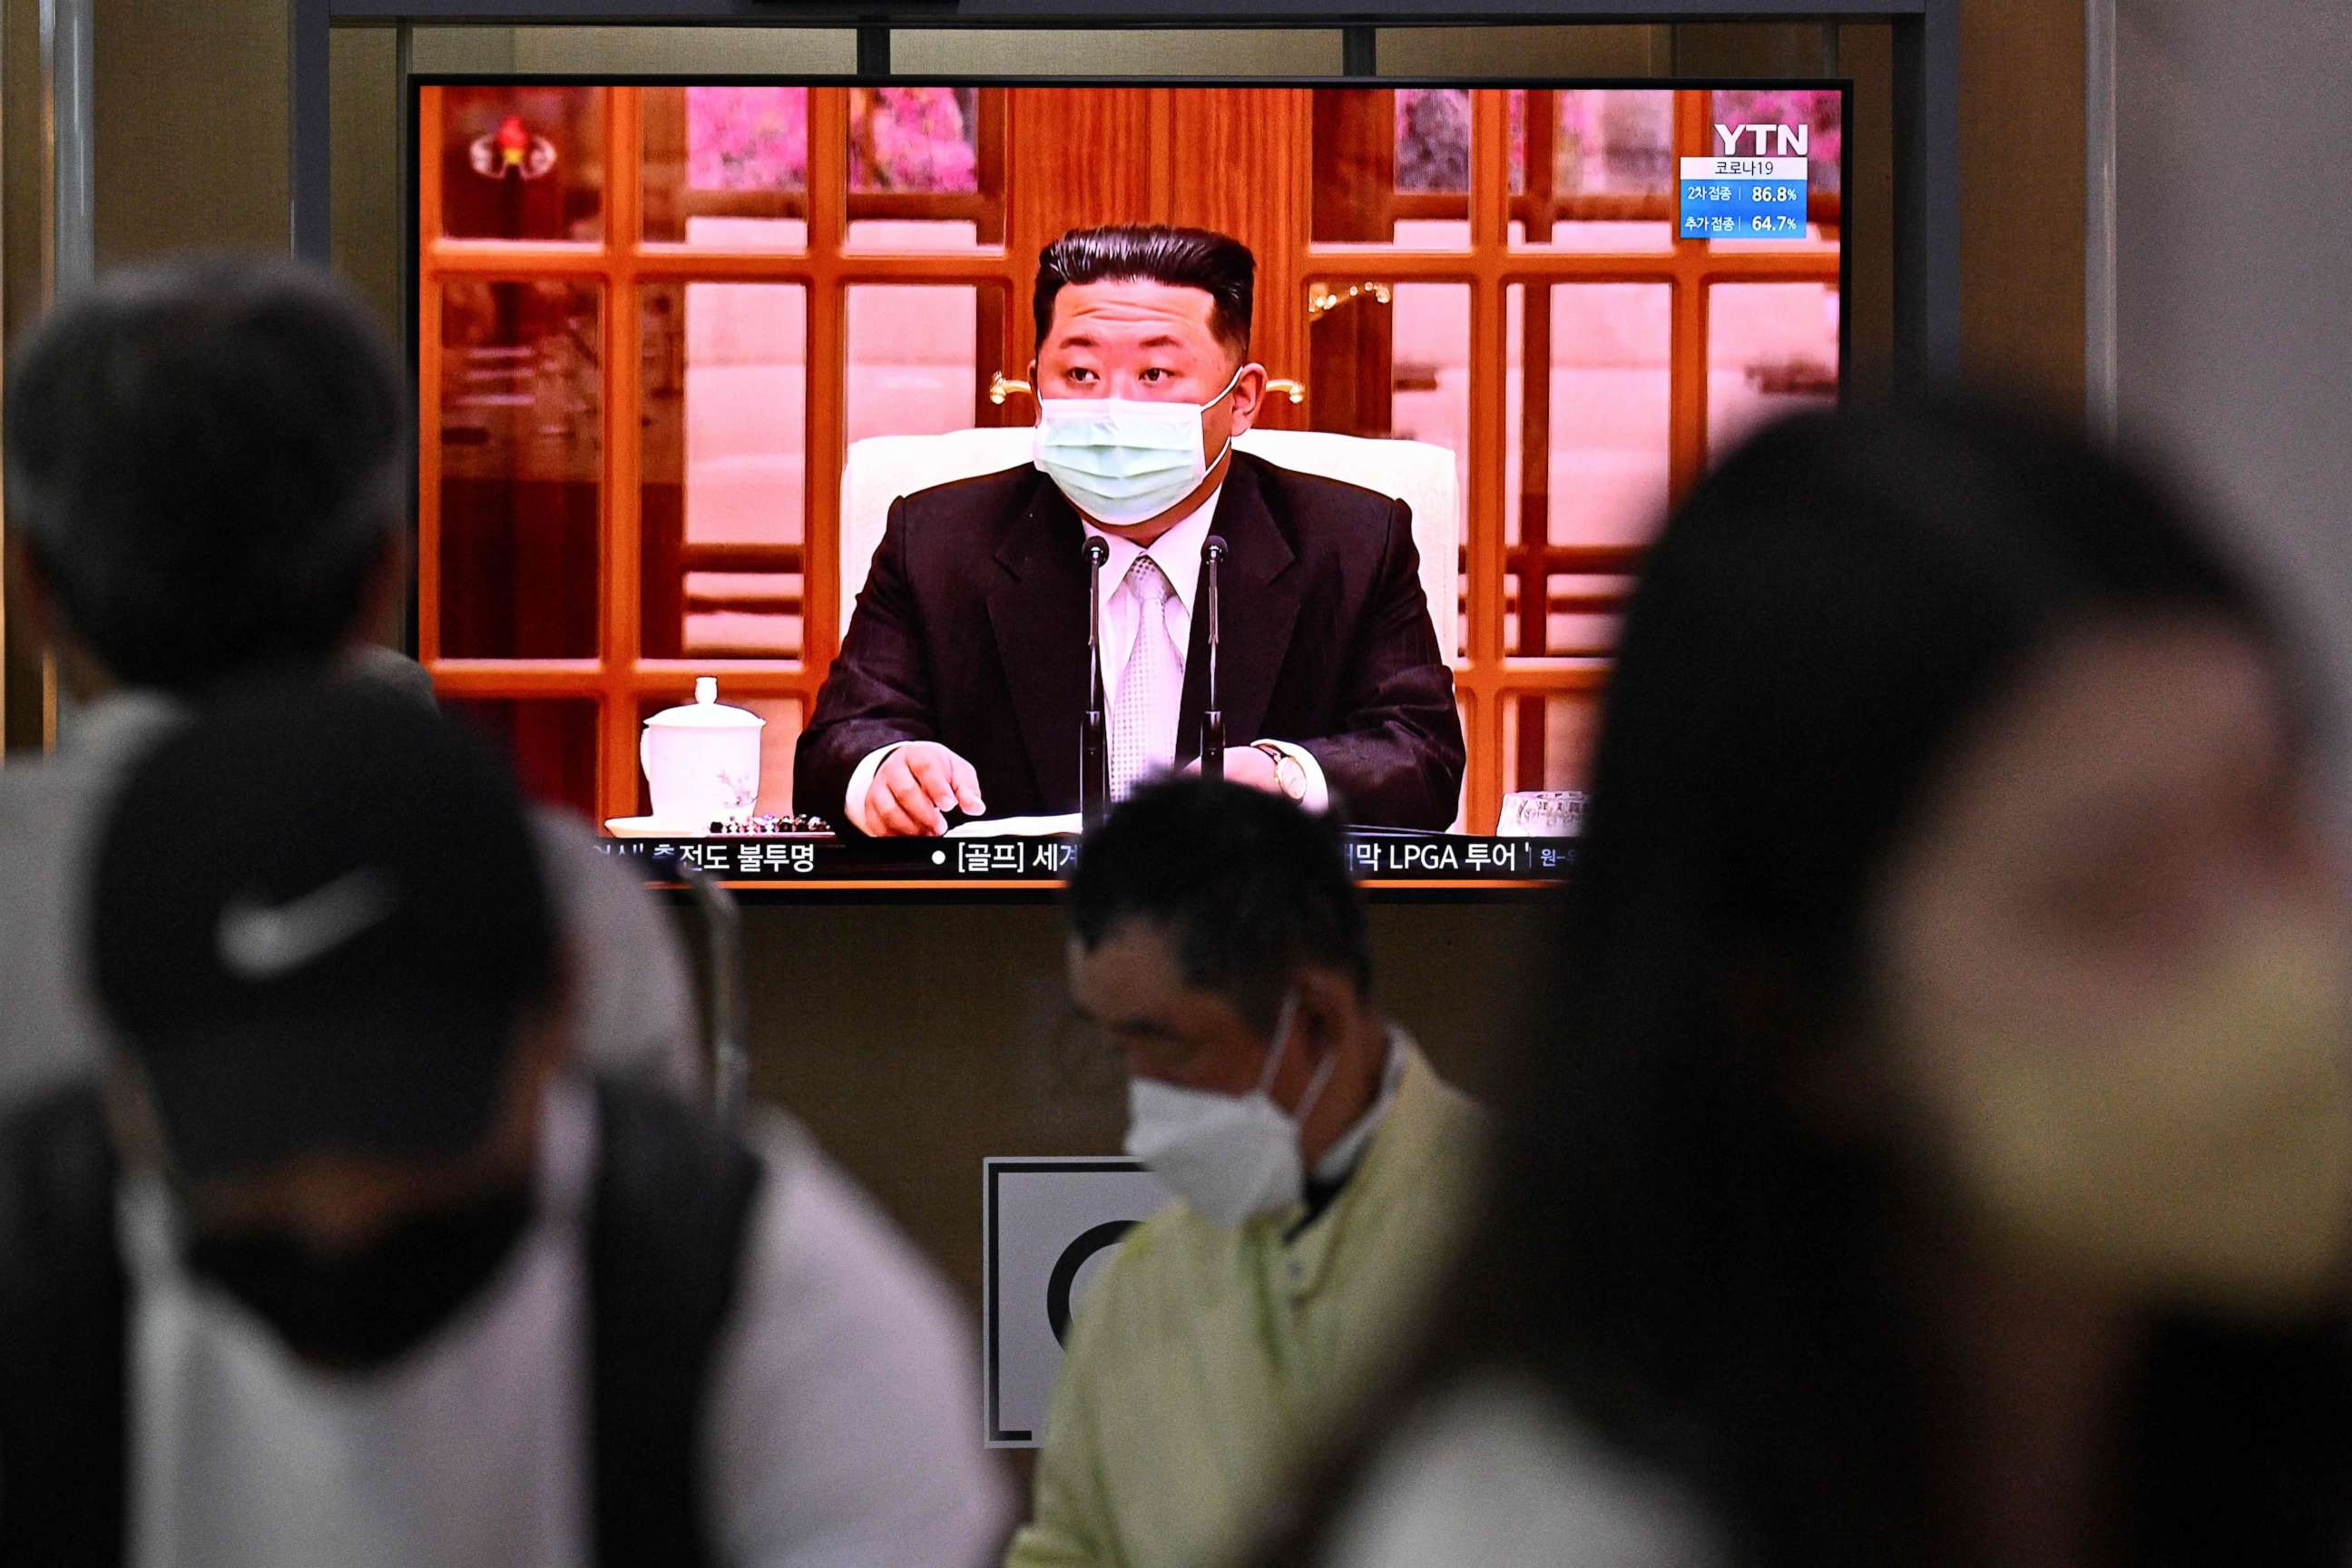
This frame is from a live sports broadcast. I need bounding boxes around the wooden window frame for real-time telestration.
[416,83,1840,831]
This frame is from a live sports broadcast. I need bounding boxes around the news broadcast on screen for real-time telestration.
[416,81,1847,888]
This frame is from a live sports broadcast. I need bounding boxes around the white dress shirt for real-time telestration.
[119,1077,1010,1568]
[844,486,1328,829]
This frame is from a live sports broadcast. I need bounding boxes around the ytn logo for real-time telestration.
[1713,122,1810,157]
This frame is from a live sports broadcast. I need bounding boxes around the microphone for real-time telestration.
[1200,534,1228,784]
[1083,536,1111,829]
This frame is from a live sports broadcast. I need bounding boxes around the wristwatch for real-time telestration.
[1251,741,1309,802]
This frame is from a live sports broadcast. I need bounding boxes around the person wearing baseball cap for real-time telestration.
[0,677,1010,1566]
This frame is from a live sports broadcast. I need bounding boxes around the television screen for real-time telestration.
[412,80,1847,889]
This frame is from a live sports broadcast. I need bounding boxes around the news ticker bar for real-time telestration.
[1678,155,1809,240]
[601,832,1576,885]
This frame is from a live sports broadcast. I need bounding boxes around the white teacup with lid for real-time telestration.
[641,677,763,828]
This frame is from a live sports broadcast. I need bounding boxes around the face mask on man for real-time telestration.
[182,1181,535,1372]
[1909,908,2352,1318]
[1033,363,1248,527]
[1124,989,1338,1228]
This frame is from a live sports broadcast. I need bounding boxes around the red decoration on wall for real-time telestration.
[470,115,558,181]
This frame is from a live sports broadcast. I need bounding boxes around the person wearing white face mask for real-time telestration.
[796,224,1464,838]
[1004,777,1484,1568]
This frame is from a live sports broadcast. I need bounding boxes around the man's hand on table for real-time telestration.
[865,742,985,837]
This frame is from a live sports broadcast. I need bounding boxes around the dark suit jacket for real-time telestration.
[796,452,1465,831]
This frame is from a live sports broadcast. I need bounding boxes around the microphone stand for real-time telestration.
[1200,534,1227,783]
[1083,536,1111,829]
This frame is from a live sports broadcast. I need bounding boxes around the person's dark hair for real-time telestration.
[1255,393,2352,1566]
[1069,777,1368,1029]
[5,253,407,693]
[1034,225,1255,360]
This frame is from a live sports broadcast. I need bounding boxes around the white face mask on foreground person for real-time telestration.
[1123,989,1343,1228]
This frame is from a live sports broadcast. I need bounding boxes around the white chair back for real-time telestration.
[837,426,1462,664]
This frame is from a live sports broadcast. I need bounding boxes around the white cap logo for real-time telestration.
[216,867,397,981]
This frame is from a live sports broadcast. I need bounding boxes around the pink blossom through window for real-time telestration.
[849,88,980,193]
[685,87,808,191]
[1394,89,1471,193]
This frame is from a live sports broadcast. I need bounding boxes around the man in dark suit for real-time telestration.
[797,224,1464,836]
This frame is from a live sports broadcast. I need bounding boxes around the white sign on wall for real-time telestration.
[982,1157,1172,1448]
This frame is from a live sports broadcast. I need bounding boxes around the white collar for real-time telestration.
[1312,1026,1409,1185]
[1083,485,1223,620]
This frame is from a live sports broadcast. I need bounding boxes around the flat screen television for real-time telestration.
[410,78,1848,891]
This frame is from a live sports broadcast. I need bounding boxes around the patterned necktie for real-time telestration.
[1108,555,1181,801]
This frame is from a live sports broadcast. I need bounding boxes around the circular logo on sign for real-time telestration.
[1044,1220,1138,1346]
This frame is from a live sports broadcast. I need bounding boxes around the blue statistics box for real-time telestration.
[1678,156,1809,241]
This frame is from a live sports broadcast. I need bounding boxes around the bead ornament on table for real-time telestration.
[707,811,832,835]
